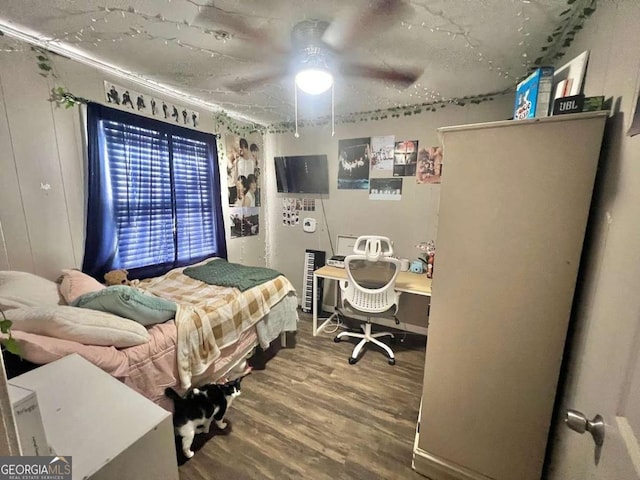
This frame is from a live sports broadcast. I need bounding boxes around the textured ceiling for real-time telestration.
[0,0,586,125]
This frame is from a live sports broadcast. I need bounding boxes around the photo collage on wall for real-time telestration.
[103,81,199,128]
[339,135,443,200]
[225,133,263,238]
[282,198,315,226]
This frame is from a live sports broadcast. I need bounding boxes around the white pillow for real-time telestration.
[0,271,63,311]
[6,306,150,348]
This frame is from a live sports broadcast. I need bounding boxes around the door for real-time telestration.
[548,208,640,479]
[548,113,640,480]
[547,1,640,477]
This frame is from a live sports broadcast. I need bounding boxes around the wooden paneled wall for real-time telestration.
[0,41,268,279]
[0,52,82,278]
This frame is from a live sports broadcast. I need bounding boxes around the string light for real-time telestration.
[44,4,239,59]
[0,0,597,127]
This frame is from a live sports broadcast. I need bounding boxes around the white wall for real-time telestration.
[0,40,266,280]
[263,94,513,323]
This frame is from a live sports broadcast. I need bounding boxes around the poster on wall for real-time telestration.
[416,146,443,184]
[230,207,260,238]
[393,140,418,177]
[369,178,403,201]
[225,133,263,209]
[337,137,371,190]
[370,135,395,177]
[103,81,199,128]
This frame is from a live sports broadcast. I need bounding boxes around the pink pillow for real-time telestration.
[59,269,105,304]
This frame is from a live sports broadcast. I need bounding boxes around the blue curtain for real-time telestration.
[83,102,227,280]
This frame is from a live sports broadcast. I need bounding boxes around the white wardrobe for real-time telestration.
[413,112,607,480]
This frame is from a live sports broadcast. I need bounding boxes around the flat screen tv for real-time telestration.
[274,154,329,194]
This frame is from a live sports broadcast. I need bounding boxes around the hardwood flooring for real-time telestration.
[178,312,428,480]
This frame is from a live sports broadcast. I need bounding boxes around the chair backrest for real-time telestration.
[341,254,401,314]
[352,235,394,260]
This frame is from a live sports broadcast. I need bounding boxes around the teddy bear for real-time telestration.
[104,269,130,286]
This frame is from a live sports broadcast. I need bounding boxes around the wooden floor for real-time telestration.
[179,312,428,480]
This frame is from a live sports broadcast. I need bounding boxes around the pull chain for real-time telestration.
[331,83,335,137]
[294,82,300,138]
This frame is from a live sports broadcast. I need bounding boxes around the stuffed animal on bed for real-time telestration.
[104,269,130,286]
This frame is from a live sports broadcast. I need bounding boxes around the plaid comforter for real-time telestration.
[137,260,296,388]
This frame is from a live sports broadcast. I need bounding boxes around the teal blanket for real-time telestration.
[183,259,282,291]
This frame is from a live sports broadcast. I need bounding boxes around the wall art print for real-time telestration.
[229,207,260,238]
[369,178,403,201]
[393,139,418,177]
[103,81,199,128]
[337,137,371,190]
[225,133,263,209]
[370,135,395,176]
[416,146,443,184]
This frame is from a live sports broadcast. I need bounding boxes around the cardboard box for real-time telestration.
[7,384,52,456]
[514,67,555,120]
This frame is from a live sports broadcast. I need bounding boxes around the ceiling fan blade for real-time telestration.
[224,69,287,93]
[322,0,409,52]
[341,63,422,88]
[195,1,287,54]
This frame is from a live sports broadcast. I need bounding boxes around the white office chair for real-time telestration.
[333,236,401,365]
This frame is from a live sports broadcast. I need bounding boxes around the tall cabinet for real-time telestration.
[413,112,607,480]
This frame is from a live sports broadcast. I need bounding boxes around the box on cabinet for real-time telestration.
[7,384,52,456]
[514,67,554,120]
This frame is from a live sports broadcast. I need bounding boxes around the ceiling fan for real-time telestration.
[195,0,423,94]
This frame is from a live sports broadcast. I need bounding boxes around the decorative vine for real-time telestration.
[48,86,89,109]
[31,46,57,78]
[29,46,90,109]
[265,90,505,134]
[533,0,597,68]
[213,111,265,136]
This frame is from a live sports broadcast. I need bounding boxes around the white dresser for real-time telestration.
[9,354,178,480]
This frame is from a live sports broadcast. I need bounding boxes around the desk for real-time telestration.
[312,265,432,336]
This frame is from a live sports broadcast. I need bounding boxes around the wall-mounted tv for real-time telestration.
[274,154,329,194]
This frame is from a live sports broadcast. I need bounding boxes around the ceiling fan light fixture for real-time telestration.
[295,68,333,95]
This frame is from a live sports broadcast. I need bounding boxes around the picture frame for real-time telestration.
[552,50,589,99]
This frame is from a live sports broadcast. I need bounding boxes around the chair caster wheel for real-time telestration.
[388,358,396,365]
[348,357,358,365]
[334,336,341,343]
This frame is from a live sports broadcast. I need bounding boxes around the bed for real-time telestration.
[0,259,298,410]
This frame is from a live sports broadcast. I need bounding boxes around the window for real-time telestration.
[83,103,226,280]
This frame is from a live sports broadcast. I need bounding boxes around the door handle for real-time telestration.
[564,409,605,447]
